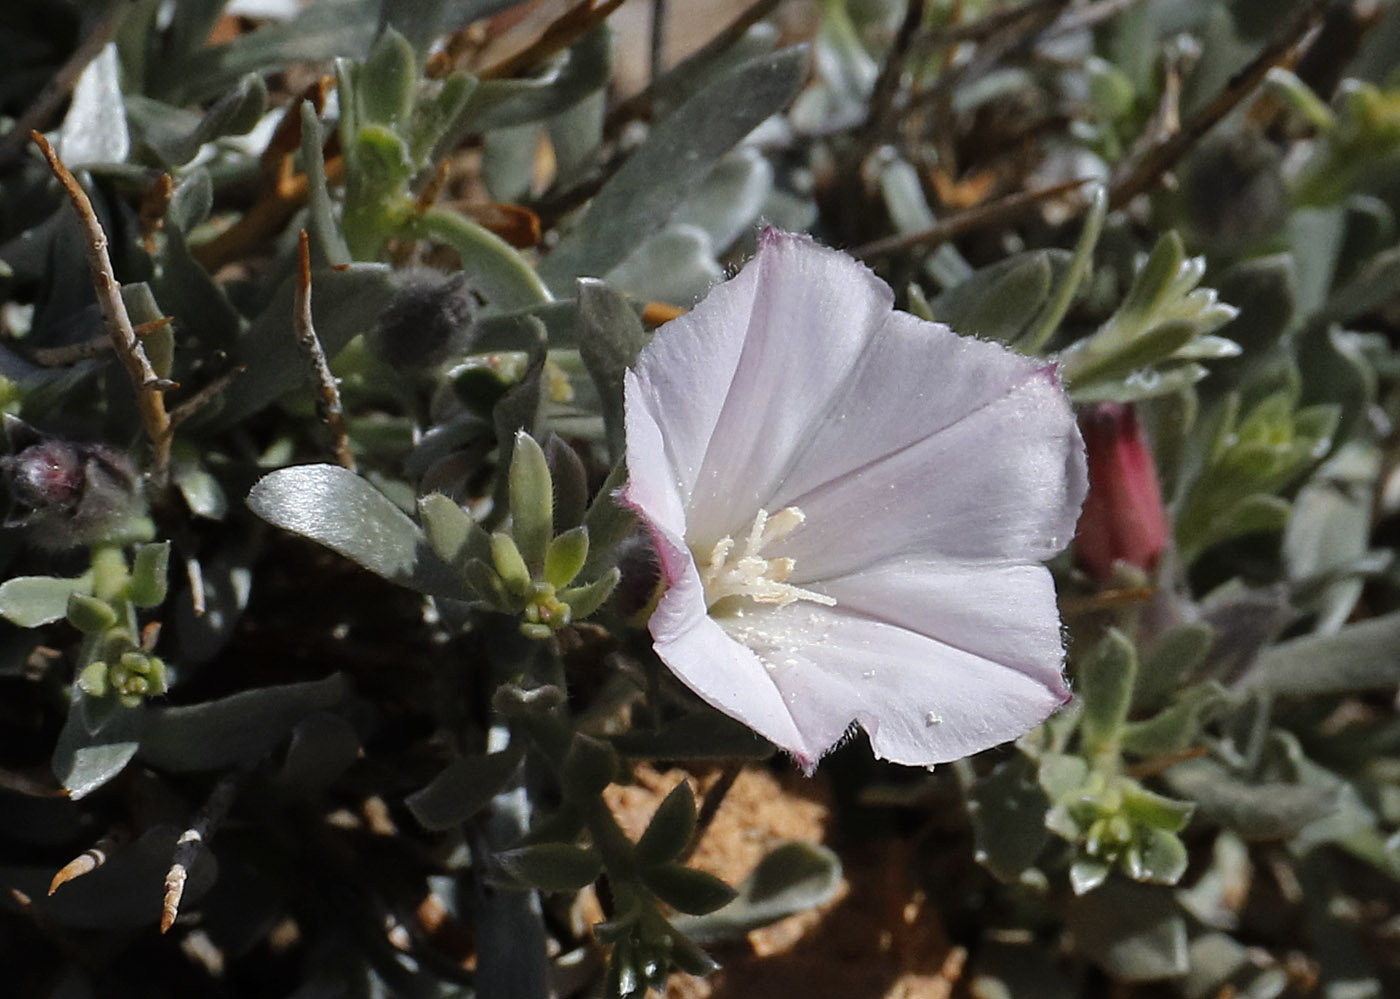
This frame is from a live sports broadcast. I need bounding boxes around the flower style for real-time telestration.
[621,230,1087,771]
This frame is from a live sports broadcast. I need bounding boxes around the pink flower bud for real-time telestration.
[1074,403,1169,580]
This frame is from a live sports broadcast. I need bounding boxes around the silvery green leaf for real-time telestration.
[606,225,722,308]
[155,0,379,103]
[495,843,602,893]
[1183,933,1251,999]
[139,674,350,772]
[1284,441,1380,632]
[578,279,650,458]
[129,74,267,166]
[1121,684,1230,757]
[673,842,841,944]
[547,89,605,191]
[970,755,1051,882]
[1177,832,1251,930]
[1125,827,1190,885]
[455,25,611,135]
[1070,856,1112,895]
[1068,362,1209,403]
[482,122,540,203]
[275,712,361,796]
[1078,629,1138,756]
[0,574,93,628]
[1134,622,1216,711]
[299,101,352,268]
[53,689,145,800]
[406,749,525,831]
[249,465,470,598]
[643,864,737,916]
[56,43,128,165]
[878,156,972,289]
[1331,195,1394,290]
[1238,610,1400,696]
[473,300,585,350]
[1065,879,1188,980]
[174,461,228,520]
[671,148,774,254]
[538,47,808,291]
[1163,758,1339,839]
[1286,207,1345,319]
[635,783,698,868]
[358,27,415,125]
[928,252,1058,345]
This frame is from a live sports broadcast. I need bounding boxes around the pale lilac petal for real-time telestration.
[810,560,1069,694]
[727,603,1069,767]
[621,369,689,550]
[649,591,809,759]
[764,311,1059,502]
[680,231,893,543]
[772,370,1085,579]
[626,251,765,504]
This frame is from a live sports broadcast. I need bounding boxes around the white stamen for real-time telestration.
[697,507,836,612]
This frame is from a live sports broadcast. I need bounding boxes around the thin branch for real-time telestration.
[1041,0,1146,42]
[162,772,242,933]
[911,0,1061,52]
[31,132,174,489]
[293,231,355,471]
[649,0,668,83]
[49,835,120,895]
[167,365,245,431]
[1,0,137,158]
[680,763,743,863]
[606,0,783,133]
[1108,0,1330,208]
[850,177,1092,260]
[860,0,928,141]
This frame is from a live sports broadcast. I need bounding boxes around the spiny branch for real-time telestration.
[293,231,355,471]
[31,131,175,491]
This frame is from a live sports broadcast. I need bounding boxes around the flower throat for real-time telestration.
[695,507,836,614]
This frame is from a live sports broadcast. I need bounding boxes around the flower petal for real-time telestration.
[811,559,1069,694]
[727,600,1069,768]
[647,571,809,760]
[763,311,1058,501]
[630,231,893,544]
[772,368,1085,579]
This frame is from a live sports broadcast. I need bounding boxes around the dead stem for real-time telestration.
[680,762,744,863]
[1108,0,1331,208]
[162,772,242,933]
[293,231,355,471]
[49,836,119,896]
[168,365,246,431]
[850,177,1092,259]
[31,131,174,491]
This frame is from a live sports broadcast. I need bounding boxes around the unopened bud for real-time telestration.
[1,418,145,550]
[1074,404,1168,580]
[367,268,475,369]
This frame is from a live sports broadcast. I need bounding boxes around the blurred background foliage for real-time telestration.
[2,0,1400,996]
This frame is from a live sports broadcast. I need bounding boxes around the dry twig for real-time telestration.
[1108,0,1331,208]
[850,177,1091,260]
[293,231,355,471]
[31,131,175,490]
[162,772,242,933]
